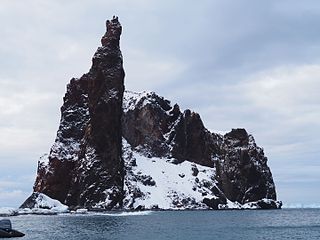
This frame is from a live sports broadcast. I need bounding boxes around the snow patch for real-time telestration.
[210,129,229,136]
[123,90,151,112]
[39,154,49,165]
[19,193,69,214]
[50,139,80,161]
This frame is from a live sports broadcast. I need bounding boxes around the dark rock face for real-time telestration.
[122,92,221,167]
[215,128,276,204]
[25,18,280,211]
[33,16,124,209]
[170,110,221,167]
[203,197,227,210]
[122,92,173,157]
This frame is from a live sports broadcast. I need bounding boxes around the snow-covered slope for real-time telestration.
[122,139,280,210]
[19,192,69,214]
[123,139,217,210]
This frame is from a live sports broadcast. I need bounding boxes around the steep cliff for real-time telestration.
[21,17,281,211]
[31,16,124,210]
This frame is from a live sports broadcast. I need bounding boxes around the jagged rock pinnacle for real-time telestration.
[31,17,125,209]
[101,16,122,47]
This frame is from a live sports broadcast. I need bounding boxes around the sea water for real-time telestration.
[9,209,320,240]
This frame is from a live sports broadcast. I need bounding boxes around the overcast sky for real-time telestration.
[0,0,319,207]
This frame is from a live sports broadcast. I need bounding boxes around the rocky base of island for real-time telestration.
[0,193,281,217]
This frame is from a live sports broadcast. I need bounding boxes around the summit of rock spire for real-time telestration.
[101,16,122,47]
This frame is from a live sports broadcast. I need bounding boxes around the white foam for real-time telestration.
[90,211,153,217]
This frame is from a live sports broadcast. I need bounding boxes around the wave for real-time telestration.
[93,211,153,216]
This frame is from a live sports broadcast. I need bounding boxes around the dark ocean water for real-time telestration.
[9,209,320,240]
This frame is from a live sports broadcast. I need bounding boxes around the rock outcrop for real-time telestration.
[216,129,276,204]
[32,16,124,210]
[22,17,281,211]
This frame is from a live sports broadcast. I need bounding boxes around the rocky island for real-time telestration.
[21,17,281,213]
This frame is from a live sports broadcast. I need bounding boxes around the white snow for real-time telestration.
[123,90,153,112]
[19,193,69,215]
[108,88,119,99]
[39,153,49,165]
[31,192,69,212]
[210,129,229,136]
[123,139,218,210]
[222,200,242,209]
[50,139,80,161]
[122,139,281,210]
